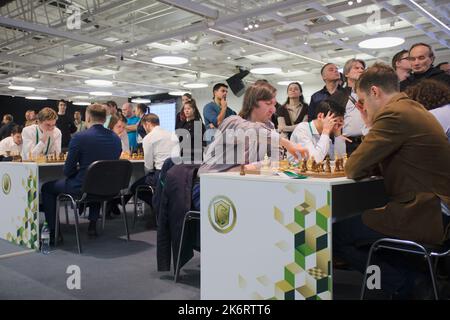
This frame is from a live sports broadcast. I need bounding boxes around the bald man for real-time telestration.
[121,102,140,152]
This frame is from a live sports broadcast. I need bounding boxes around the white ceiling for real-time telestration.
[0,0,448,101]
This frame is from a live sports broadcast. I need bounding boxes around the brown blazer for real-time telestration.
[345,93,450,245]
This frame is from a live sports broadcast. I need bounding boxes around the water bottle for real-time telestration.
[136,201,144,217]
[41,222,50,255]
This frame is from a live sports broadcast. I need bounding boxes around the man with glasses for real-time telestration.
[400,43,450,91]
[391,50,411,82]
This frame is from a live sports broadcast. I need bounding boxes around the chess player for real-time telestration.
[194,82,309,210]
[21,107,62,160]
[289,99,346,163]
[0,125,23,157]
[106,113,180,217]
[108,114,130,153]
[333,63,450,298]
[41,104,122,242]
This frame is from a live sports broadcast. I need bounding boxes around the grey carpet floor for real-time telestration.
[0,206,366,300]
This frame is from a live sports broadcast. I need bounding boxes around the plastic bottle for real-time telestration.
[41,222,50,255]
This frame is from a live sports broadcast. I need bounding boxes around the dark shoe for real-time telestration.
[88,220,98,237]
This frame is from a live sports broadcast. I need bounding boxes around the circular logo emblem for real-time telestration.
[208,195,237,234]
[2,174,11,195]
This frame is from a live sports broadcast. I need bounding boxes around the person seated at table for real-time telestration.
[289,99,346,163]
[193,81,309,210]
[334,63,450,299]
[41,104,122,242]
[21,107,62,160]
[0,125,23,157]
[106,113,180,217]
[108,114,130,153]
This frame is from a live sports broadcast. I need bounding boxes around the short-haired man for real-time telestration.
[308,63,342,120]
[334,63,450,298]
[203,83,236,129]
[290,99,346,162]
[437,62,450,76]
[0,114,16,140]
[121,102,140,152]
[56,100,77,149]
[41,104,122,241]
[391,49,411,82]
[21,107,62,160]
[73,111,86,133]
[104,100,118,128]
[24,110,37,127]
[400,43,450,91]
[0,125,22,156]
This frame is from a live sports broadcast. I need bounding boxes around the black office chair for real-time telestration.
[174,210,200,282]
[54,160,133,254]
[360,238,450,300]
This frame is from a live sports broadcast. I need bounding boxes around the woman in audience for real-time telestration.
[175,93,193,129]
[277,82,309,139]
[405,79,450,141]
[176,98,205,163]
[108,114,130,153]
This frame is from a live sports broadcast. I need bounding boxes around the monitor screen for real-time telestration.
[148,102,176,132]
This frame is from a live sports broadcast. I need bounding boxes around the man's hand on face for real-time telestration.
[322,111,337,135]
[356,101,371,128]
[220,95,228,109]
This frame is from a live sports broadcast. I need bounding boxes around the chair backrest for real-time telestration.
[81,160,132,198]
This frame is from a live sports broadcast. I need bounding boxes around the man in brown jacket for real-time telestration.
[333,62,450,298]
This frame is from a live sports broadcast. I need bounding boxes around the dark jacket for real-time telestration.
[277,102,308,139]
[157,163,200,271]
[64,124,122,191]
[345,93,450,245]
[176,119,206,164]
[56,113,77,148]
[309,85,342,120]
[400,66,450,91]
[0,121,16,140]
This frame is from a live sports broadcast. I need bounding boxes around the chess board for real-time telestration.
[120,152,144,160]
[22,152,68,163]
[278,155,347,178]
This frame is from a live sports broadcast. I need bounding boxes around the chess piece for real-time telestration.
[325,156,331,173]
[240,164,245,176]
[311,156,317,172]
[343,153,348,168]
[260,153,272,175]
[300,158,307,173]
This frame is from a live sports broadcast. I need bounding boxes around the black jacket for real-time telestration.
[0,122,15,140]
[157,163,200,272]
[56,113,77,148]
[400,66,450,91]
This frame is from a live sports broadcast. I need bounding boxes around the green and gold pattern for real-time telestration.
[244,189,332,300]
[208,195,237,234]
[2,173,11,194]
[5,169,39,250]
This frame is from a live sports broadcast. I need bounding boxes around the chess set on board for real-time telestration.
[120,151,144,160]
[22,152,68,163]
[279,153,348,178]
[242,153,348,178]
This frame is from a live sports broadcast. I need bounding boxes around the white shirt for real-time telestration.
[430,104,450,142]
[119,131,130,152]
[289,121,346,163]
[343,90,368,137]
[0,136,22,156]
[21,124,62,160]
[142,126,180,171]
